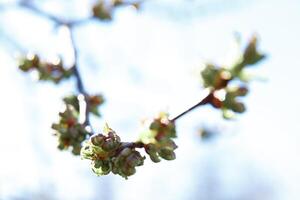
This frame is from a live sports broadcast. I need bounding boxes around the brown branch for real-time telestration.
[68,27,93,132]
[15,0,94,132]
[122,142,145,149]
[171,91,214,121]
[19,0,63,25]
[6,0,214,132]
[18,0,93,28]
[114,142,145,156]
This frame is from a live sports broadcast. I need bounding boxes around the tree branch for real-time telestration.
[16,0,94,132]
[68,27,92,131]
[171,91,214,122]
[6,0,217,133]
[19,0,63,25]
[18,0,92,27]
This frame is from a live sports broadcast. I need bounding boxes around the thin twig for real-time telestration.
[171,92,214,122]
[16,0,94,132]
[5,0,213,131]
[114,142,145,156]
[18,0,92,27]
[19,0,63,25]
[68,26,93,133]
[122,142,145,149]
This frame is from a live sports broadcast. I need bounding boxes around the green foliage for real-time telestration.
[19,53,73,83]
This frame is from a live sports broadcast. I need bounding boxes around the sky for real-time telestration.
[0,0,300,199]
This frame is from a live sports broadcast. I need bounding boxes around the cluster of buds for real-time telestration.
[221,86,248,118]
[200,35,265,118]
[81,124,145,179]
[208,86,249,119]
[231,36,266,77]
[52,104,91,155]
[201,64,232,90]
[92,0,141,21]
[140,113,177,163]
[18,53,73,83]
[63,94,105,117]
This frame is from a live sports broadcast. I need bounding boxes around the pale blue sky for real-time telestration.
[0,0,300,199]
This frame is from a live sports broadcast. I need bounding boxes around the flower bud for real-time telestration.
[145,143,160,163]
[231,102,246,113]
[158,148,176,160]
[102,136,121,151]
[236,86,248,96]
[91,134,105,146]
[92,2,112,21]
[92,160,111,176]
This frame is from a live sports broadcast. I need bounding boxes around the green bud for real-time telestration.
[92,2,112,20]
[158,148,176,160]
[150,120,160,131]
[101,130,121,151]
[72,144,82,155]
[93,159,103,169]
[102,138,120,151]
[57,143,65,150]
[236,87,248,96]
[119,147,132,157]
[145,143,160,163]
[231,102,246,113]
[91,134,105,146]
[92,160,111,176]
[80,143,94,160]
[112,0,123,7]
[121,167,136,178]
[243,36,265,65]
[126,152,144,167]
[222,108,235,119]
[101,161,112,174]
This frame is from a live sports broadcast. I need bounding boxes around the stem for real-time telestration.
[69,29,85,95]
[115,142,145,156]
[122,142,145,149]
[16,0,94,132]
[69,27,93,133]
[18,0,92,27]
[171,92,214,121]
[9,0,215,131]
[19,0,63,25]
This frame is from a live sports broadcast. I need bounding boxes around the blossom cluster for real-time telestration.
[200,36,265,118]
[52,104,91,155]
[52,94,104,155]
[140,113,177,163]
[81,124,145,179]
[19,53,73,83]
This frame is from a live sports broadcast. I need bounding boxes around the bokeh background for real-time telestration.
[1,0,300,199]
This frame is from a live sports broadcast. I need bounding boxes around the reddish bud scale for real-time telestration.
[155,131,165,141]
[210,95,223,108]
[66,118,76,127]
[89,96,102,105]
[63,138,70,147]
